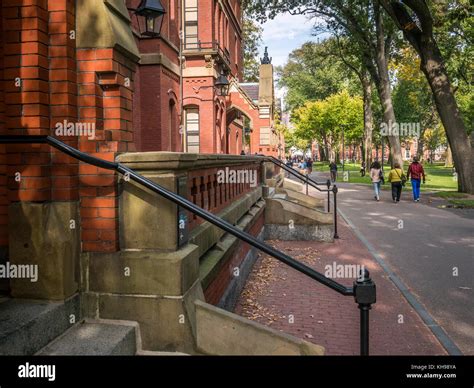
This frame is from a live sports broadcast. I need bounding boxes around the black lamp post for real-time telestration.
[135,0,166,37]
[215,72,230,97]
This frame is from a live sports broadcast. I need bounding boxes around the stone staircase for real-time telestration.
[0,295,80,355]
[0,295,139,356]
[0,163,333,356]
[264,177,334,242]
[36,321,137,356]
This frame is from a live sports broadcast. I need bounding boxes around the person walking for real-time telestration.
[306,158,313,174]
[388,162,406,203]
[360,161,366,177]
[370,161,383,201]
[407,156,426,202]
[329,160,338,182]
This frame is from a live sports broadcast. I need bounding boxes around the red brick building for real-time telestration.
[0,0,277,262]
[179,0,279,156]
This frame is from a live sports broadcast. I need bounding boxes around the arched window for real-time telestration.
[185,107,200,153]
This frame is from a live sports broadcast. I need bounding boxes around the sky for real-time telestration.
[260,13,317,68]
[259,13,327,99]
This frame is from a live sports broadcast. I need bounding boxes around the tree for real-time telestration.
[391,47,439,160]
[292,90,364,161]
[380,0,474,192]
[324,36,376,168]
[278,40,358,111]
[244,0,404,168]
[424,125,447,163]
[242,14,263,82]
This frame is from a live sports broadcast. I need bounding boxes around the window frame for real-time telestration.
[185,106,200,153]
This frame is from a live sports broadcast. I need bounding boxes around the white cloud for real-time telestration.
[262,13,314,42]
[258,13,329,102]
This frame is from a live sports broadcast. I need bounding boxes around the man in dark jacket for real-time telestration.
[329,161,338,182]
[407,156,426,202]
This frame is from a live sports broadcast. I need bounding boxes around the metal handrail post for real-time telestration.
[333,184,339,239]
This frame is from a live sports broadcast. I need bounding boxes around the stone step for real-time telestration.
[137,350,189,356]
[37,321,137,356]
[0,295,80,355]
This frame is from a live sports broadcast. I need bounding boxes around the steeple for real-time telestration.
[260,47,272,65]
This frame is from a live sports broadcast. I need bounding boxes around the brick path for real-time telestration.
[234,215,447,355]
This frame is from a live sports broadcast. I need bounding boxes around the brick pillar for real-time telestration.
[0,4,7,249]
[4,0,51,202]
[77,48,136,253]
[2,0,81,300]
[49,0,79,202]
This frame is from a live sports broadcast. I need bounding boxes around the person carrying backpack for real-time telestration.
[407,156,426,202]
[388,162,406,203]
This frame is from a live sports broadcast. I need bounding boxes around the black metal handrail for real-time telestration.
[0,135,376,355]
[268,156,329,190]
[265,156,339,238]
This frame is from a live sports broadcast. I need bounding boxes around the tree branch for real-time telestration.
[402,0,433,35]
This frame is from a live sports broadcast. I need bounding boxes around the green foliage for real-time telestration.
[242,14,263,82]
[278,39,360,111]
[431,0,473,134]
[291,90,364,147]
[391,47,440,145]
[424,126,447,154]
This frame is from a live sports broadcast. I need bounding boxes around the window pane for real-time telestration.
[186,10,198,22]
[187,135,200,144]
[186,108,200,153]
[188,145,199,153]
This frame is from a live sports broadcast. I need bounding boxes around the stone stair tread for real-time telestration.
[37,322,136,356]
[0,296,80,355]
[137,350,189,356]
[0,299,61,337]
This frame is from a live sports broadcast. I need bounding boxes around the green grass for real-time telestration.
[314,161,458,192]
[433,191,469,199]
[447,199,474,208]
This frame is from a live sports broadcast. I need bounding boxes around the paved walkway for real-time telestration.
[324,171,473,351]
[234,213,447,355]
[322,174,474,355]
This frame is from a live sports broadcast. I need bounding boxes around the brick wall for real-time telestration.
[0,4,6,247]
[0,0,139,253]
[4,0,52,205]
[204,209,264,305]
[182,0,243,155]
[49,0,78,202]
[77,47,136,252]
[134,64,180,152]
[128,0,181,152]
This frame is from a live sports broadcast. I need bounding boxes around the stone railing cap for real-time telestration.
[116,152,264,171]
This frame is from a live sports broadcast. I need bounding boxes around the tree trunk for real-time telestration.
[373,1,403,169]
[322,136,329,162]
[319,146,326,162]
[362,72,374,168]
[379,0,474,193]
[417,138,424,161]
[419,42,474,193]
